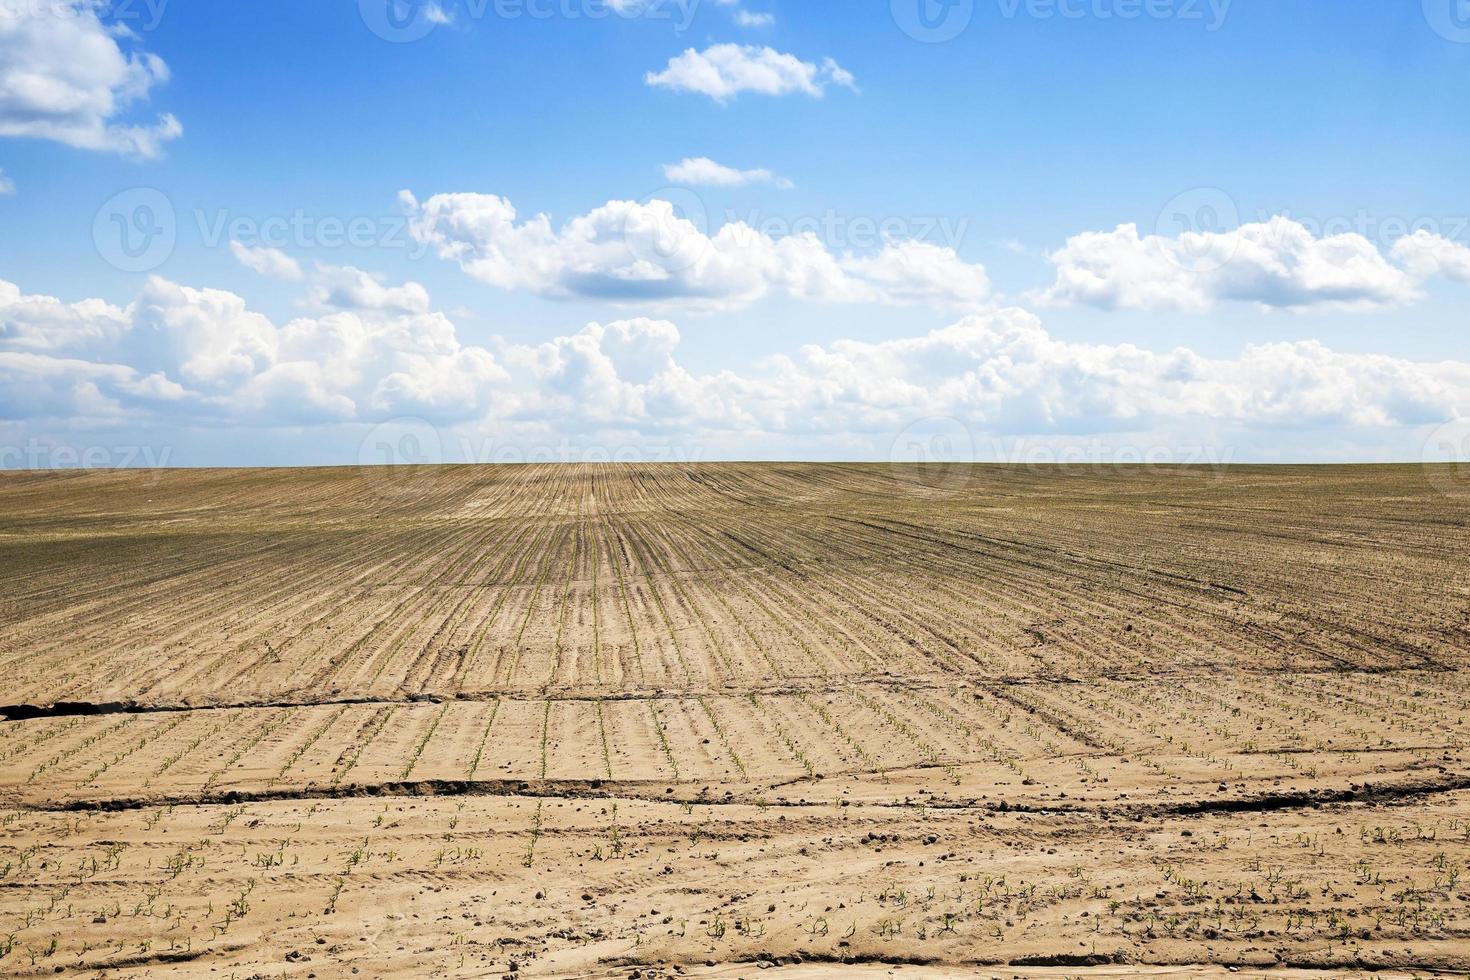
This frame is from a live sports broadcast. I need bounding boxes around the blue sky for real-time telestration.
[2,0,1469,467]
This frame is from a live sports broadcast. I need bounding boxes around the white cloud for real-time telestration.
[662,156,792,189]
[307,264,431,315]
[1039,217,1422,312]
[734,10,775,26]
[230,247,433,314]
[645,44,856,101]
[400,190,988,312]
[504,318,687,425]
[497,308,1469,441]
[780,314,1465,431]
[1390,229,1470,284]
[0,274,507,425]
[1039,217,1470,314]
[6,274,1465,458]
[0,349,185,423]
[0,169,13,195]
[820,58,856,91]
[0,278,130,352]
[230,242,304,281]
[0,1,182,158]
[841,240,991,308]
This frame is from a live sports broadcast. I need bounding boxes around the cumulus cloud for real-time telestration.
[307,264,431,315]
[9,191,1467,448]
[230,242,303,281]
[0,0,182,158]
[1038,217,1424,312]
[0,274,506,426]
[228,230,443,316]
[1038,217,1470,313]
[645,44,856,101]
[662,156,792,188]
[0,350,185,423]
[0,278,131,352]
[4,275,1467,455]
[503,318,688,425]
[782,314,1465,431]
[400,190,988,312]
[230,245,432,315]
[493,308,1470,442]
[1390,229,1470,284]
[0,169,13,195]
[840,240,991,308]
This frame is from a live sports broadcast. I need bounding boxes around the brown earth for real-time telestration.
[0,462,1467,978]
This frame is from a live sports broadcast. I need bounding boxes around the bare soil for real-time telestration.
[0,463,1466,978]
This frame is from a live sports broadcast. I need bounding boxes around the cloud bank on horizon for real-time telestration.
[3,266,1466,461]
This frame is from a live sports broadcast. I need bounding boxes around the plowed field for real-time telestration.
[0,464,1466,978]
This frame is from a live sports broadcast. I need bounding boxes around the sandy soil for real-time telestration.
[0,463,1466,977]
